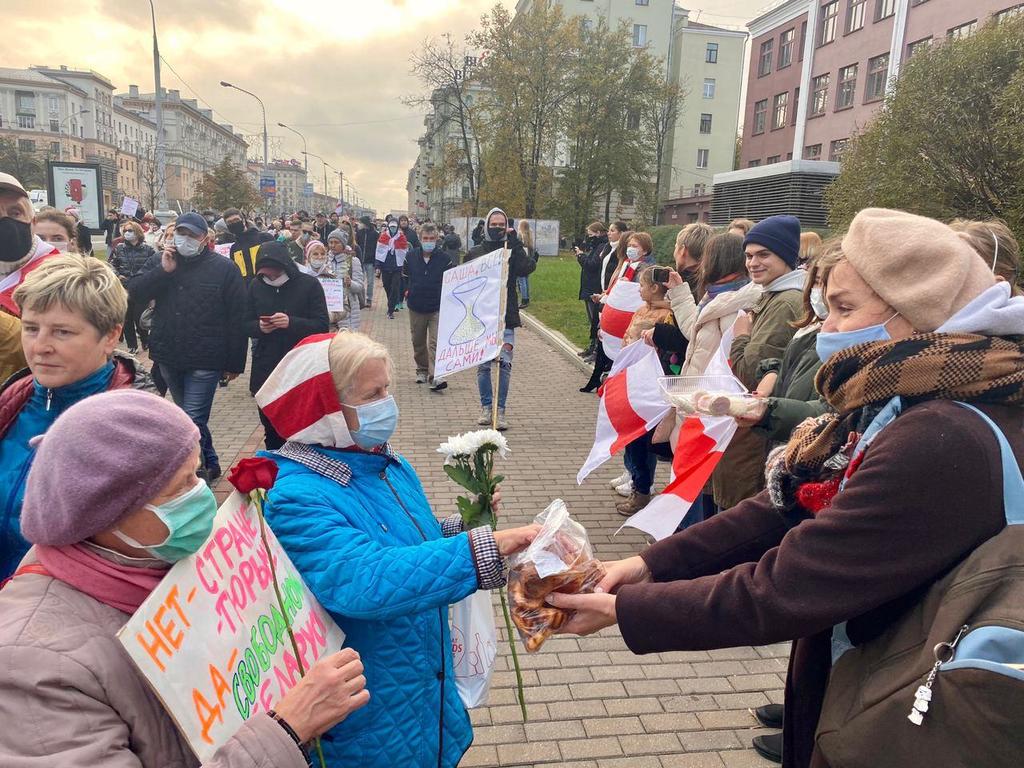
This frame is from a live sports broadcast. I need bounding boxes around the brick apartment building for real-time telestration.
[712,0,1023,226]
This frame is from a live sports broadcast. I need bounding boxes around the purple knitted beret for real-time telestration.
[21,390,200,546]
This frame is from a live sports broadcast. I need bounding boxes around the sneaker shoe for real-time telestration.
[387,312,395,320]
[416,373,427,384]
[478,407,492,426]
[496,408,509,431]
[615,480,634,498]
[754,704,784,730]
[430,381,448,392]
[752,733,783,764]
[616,492,652,516]
[609,472,630,489]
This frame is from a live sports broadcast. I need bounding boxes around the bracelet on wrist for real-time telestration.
[267,710,312,767]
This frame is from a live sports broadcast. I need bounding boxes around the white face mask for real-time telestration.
[263,273,290,287]
[45,241,69,253]
[123,231,138,243]
[626,246,641,261]
[810,286,828,320]
[173,233,203,258]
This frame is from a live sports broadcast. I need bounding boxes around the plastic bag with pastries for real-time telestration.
[507,499,604,653]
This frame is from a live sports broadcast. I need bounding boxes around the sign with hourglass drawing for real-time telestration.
[434,247,506,380]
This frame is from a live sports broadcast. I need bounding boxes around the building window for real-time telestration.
[18,139,35,153]
[47,95,59,114]
[49,141,60,155]
[703,78,716,98]
[633,24,647,47]
[626,109,641,130]
[767,155,781,164]
[749,159,762,168]
[699,113,713,133]
[819,1,839,45]
[829,138,849,161]
[811,73,830,116]
[875,0,896,21]
[772,92,789,129]
[621,192,636,206]
[706,42,719,63]
[804,143,822,160]
[836,64,858,109]
[17,115,34,129]
[696,149,709,169]
[846,0,866,33]
[759,39,774,76]
[752,99,768,134]
[948,20,978,39]
[907,37,933,58]
[636,0,649,5]
[792,87,801,125]
[693,183,707,196]
[779,28,795,68]
[865,53,889,101]
[996,5,1024,23]
[799,21,808,60]
[49,119,59,132]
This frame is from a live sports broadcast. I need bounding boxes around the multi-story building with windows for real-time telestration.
[248,160,310,215]
[720,0,1022,225]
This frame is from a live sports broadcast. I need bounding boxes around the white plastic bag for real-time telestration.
[450,589,497,708]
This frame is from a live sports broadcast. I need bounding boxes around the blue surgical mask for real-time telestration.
[626,246,641,261]
[422,241,436,253]
[816,314,898,362]
[114,480,218,562]
[345,395,399,449]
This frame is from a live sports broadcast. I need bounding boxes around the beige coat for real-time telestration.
[0,553,307,768]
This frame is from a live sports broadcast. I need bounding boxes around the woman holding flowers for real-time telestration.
[254,331,538,768]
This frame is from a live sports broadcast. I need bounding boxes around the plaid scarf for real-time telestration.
[769,333,1024,516]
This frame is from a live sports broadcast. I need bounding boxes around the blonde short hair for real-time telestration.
[328,331,393,399]
[12,255,127,336]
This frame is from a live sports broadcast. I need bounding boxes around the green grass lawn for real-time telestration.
[525,255,591,349]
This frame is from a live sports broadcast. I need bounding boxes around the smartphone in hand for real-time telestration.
[651,266,672,284]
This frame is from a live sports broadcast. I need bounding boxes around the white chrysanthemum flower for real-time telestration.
[437,429,510,461]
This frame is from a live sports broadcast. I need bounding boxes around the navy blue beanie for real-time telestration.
[743,215,801,269]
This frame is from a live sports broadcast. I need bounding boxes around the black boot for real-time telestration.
[752,732,782,764]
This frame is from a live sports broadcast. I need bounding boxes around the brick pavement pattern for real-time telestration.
[193,287,786,767]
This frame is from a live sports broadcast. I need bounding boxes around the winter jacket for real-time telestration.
[616,400,1021,768]
[75,221,92,255]
[0,354,154,578]
[463,209,537,330]
[244,245,329,394]
[470,222,484,247]
[129,247,249,374]
[0,550,307,768]
[108,241,156,284]
[357,225,379,265]
[713,269,805,508]
[404,247,455,314]
[577,236,609,299]
[228,227,275,280]
[262,446,479,768]
[754,325,827,444]
[402,225,421,250]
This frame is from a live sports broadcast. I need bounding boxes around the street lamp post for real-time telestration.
[58,108,89,162]
[220,80,268,175]
[301,151,329,207]
[147,0,166,210]
[278,123,309,210]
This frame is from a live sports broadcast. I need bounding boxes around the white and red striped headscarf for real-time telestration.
[254,333,355,448]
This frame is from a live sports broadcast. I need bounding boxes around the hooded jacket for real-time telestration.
[228,226,275,280]
[357,223,379,265]
[244,242,330,393]
[462,208,537,330]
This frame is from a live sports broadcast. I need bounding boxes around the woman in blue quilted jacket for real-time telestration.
[256,331,539,768]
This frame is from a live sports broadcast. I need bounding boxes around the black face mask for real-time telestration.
[487,227,505,242]
[227,220,246,236]
[0,218,34,263]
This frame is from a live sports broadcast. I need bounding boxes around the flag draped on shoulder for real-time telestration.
[254,333,355,448]
[619,319,744,540]
[599,279,643,361]
[577,343,671,484]
[375,230,409,267]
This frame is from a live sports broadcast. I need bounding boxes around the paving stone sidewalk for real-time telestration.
[191,287,785,768]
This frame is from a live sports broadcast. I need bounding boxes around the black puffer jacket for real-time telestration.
[108,241,156,284]
[129,247,248,374]
[357,225,379,265]
[462,208,537,330]
[577,236,608,299]
[244,241,329,393]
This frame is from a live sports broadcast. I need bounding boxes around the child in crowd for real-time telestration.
[623,266,675,347]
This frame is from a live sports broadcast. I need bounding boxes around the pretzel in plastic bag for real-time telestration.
[507,500,605,653]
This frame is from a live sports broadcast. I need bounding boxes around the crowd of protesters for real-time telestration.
[0,161,1022,767]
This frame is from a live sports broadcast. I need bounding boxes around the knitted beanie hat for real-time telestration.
[305,239,326,260]
[328,228,349,245]
[842,208,995,333]
[743,215,802,269]
[21,390,200,546]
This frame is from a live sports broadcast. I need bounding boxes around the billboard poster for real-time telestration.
[47,161,102,231]
[259,177,277,198]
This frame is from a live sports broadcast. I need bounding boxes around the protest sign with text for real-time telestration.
[320,277,346,313]
[434,247,505,380]
[117,490,344,763]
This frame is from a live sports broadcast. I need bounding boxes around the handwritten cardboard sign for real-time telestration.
[120,196,139,218]
[117,491,344,762]
[320,277,346,313]
[434,247,505,380]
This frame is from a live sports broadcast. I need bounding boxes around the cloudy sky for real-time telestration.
[3,0,765,213]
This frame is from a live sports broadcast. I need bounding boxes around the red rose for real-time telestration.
[228,457,279,494]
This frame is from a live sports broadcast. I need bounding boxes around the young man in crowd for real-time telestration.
[225,208,274,281]
[404,223,455,392]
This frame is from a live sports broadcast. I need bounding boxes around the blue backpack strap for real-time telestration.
[956,403,1024,525]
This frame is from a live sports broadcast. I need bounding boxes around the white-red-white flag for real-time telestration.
[577,343,671,484]
[619,318,746,539]
[599,279,643,360]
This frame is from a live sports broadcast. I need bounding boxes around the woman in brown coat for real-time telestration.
[550,208,1024,767]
